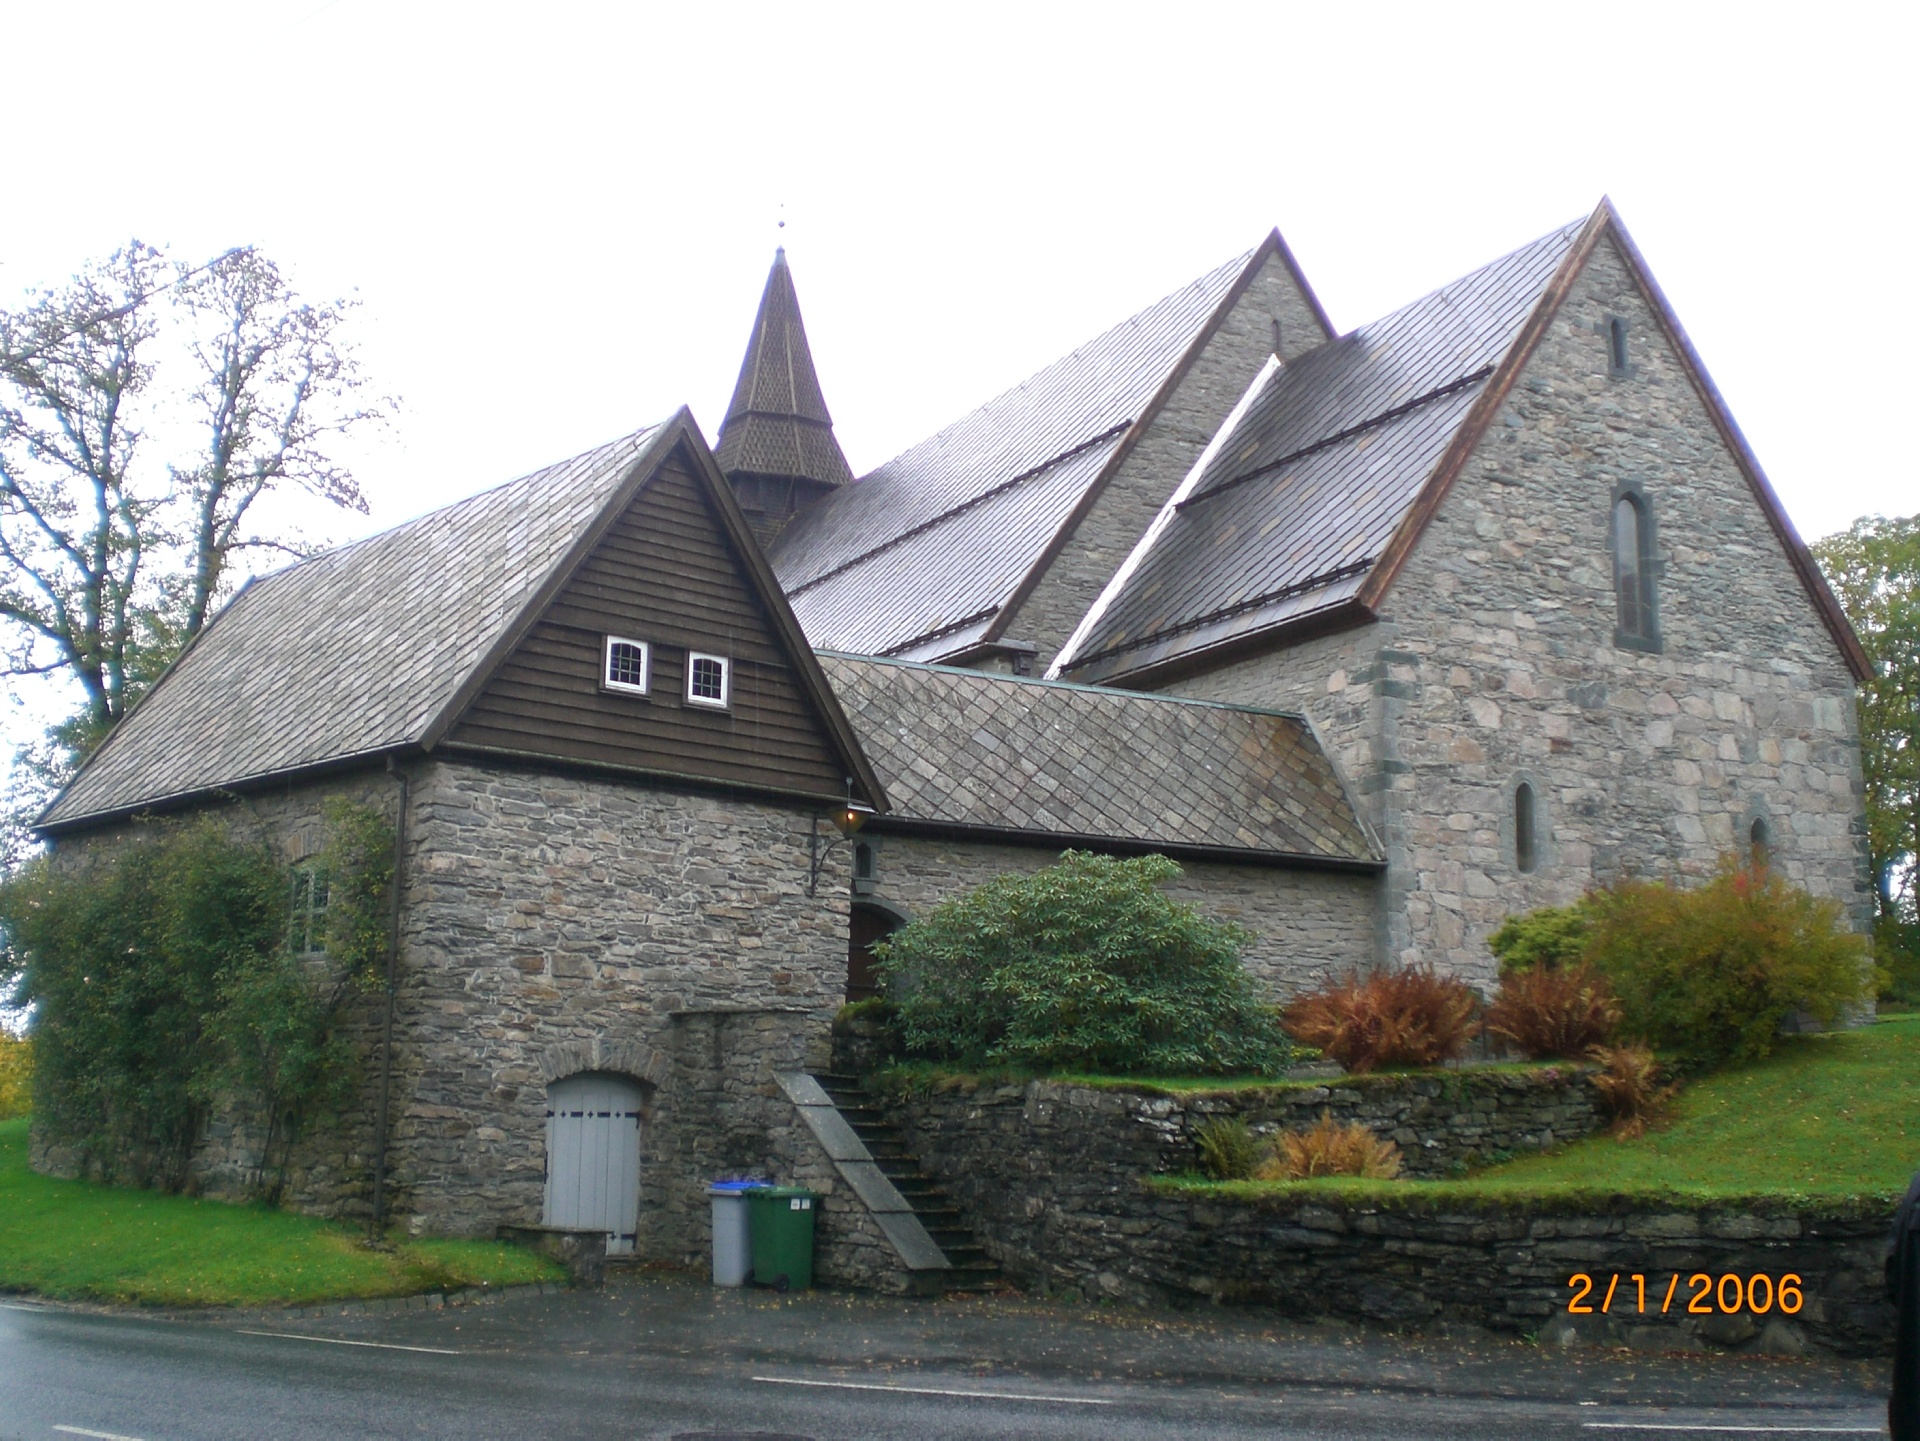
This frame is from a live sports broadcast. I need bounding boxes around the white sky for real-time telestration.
[1,0,1915,733]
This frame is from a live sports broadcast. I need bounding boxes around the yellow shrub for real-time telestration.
[1253,1110,1402,1180]
[0,1033,31,1119]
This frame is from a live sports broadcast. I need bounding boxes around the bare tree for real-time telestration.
[0,242,388,758]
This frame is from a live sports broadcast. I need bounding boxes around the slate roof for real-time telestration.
[769,249,1260,657]
[817,653,1379,865]
[42,426,669,829]
[715,248,854,490]
[1055,220,1587,683]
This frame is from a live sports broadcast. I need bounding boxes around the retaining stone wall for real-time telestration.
[880,1073,1894,1356]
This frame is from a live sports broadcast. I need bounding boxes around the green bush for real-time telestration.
[0,1034,29,1119]
[1585,861,1872,1069]
[1195,1116,1259,1180]
[875,851,1294,1076]
[0,802,392,1193]
[1487,900,1594,975]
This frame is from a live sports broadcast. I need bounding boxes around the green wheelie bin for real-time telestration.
[746,1186,817,1291]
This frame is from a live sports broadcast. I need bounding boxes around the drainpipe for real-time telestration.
[371,758,411,1239]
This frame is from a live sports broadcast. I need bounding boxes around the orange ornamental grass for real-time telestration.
[1253,1111,1403,1181]
[1281,965,1479,1073]
[1587,1042,1673,1138]
[1483,962,1622,1060]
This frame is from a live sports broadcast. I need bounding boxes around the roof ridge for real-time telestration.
[816,648,1314,722]
[856,248,1256,481]
[250,423,667,587]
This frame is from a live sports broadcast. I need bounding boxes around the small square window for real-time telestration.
[604,636,650,695]
[685,652,731,709]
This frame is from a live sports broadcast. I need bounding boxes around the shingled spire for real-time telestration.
[715,248,855,545]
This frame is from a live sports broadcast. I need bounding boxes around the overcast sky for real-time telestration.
[2,1,1915,693]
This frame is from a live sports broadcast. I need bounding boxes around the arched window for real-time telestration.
[1612,491,1660,650]
[1514,783,1538,875]
[1749,817,1770,872]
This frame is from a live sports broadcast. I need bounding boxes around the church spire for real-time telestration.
[715,248,854,544]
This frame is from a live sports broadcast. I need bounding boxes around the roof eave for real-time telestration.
[1067,595,1377,690]
[36,743,423,839]
[865,813,1384,873]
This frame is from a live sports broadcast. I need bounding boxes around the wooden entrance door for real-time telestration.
[543,1074,642,1255]
[848,904,901,1002]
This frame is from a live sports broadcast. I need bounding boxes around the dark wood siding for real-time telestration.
[448,451,849,799]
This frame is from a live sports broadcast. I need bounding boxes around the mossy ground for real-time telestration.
[1161,1014,1920,1208]
[0,1117,564,1306]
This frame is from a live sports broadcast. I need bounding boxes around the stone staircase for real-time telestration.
[811,1071,1002,1292]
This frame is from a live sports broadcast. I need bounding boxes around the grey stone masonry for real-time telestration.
[1172,233,1869,984]
[876,1073,1893,1356]
[862,832,1376,1002]
[1004,251,1332,667]
[388,757,850,1255]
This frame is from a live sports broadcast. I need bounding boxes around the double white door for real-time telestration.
[543,1074,642,1255]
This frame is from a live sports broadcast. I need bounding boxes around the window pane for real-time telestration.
[1613,497,1642,636]
[607,641,647,689]
[690,656,726,702]
[1515,784,1537,874]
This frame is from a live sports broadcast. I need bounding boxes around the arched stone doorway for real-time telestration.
[543,1072,643,1255]
[847,900,907,1002]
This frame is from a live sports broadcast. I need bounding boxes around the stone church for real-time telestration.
[35,198,1871,1285]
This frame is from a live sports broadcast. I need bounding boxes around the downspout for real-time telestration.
[371,757,411,1239]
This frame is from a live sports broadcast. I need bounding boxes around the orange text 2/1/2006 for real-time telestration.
[1566,1272,1804,1316]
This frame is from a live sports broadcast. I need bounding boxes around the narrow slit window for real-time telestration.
[1608,316,1629,376]
[604,636,651,695]
[1612,492,1659,648]
[685,652,731,709]
[1514,783,1537,874]
[1749,818,1770,872]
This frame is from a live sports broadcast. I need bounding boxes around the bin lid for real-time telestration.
[746,1186,817,1200]
[708,1180,766,1194]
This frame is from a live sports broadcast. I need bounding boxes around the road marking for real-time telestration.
[1582,1426,1880,1434]
[54,1427,149,1441]
[752,1375,1115,1406]
[0,1301,45,1312]
[234,1329,463,1355]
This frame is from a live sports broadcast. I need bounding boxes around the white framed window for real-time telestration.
[685,651,731,709]
[603,636,651,695]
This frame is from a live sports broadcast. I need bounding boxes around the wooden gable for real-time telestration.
[445,437,857,803]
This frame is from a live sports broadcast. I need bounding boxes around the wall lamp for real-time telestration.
[809,779,876,896]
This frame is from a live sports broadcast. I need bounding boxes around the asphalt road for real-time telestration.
[0,1275,1895,1439]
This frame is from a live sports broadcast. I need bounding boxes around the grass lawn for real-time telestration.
[0,1117,564,1307]
[1164,1014,1920,1208]
[875,1057,1568,1097]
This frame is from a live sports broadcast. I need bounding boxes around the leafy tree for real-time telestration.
[875,851,1294,1076]
[0,243,388,852]
[1813,514,1920,998]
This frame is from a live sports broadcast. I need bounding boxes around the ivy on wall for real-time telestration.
[0,798,394,1196]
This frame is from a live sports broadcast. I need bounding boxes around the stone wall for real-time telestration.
[1002,250,1331,668]
[1172,233,1870,985]
[878,1067,1600,1196]
[877,1074,1893,1356]
[387,756,849,1256]
[862,830,1376,1001]
[38,755,860,1271]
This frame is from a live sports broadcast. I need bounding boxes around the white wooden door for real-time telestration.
[543,1074,642,1255]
